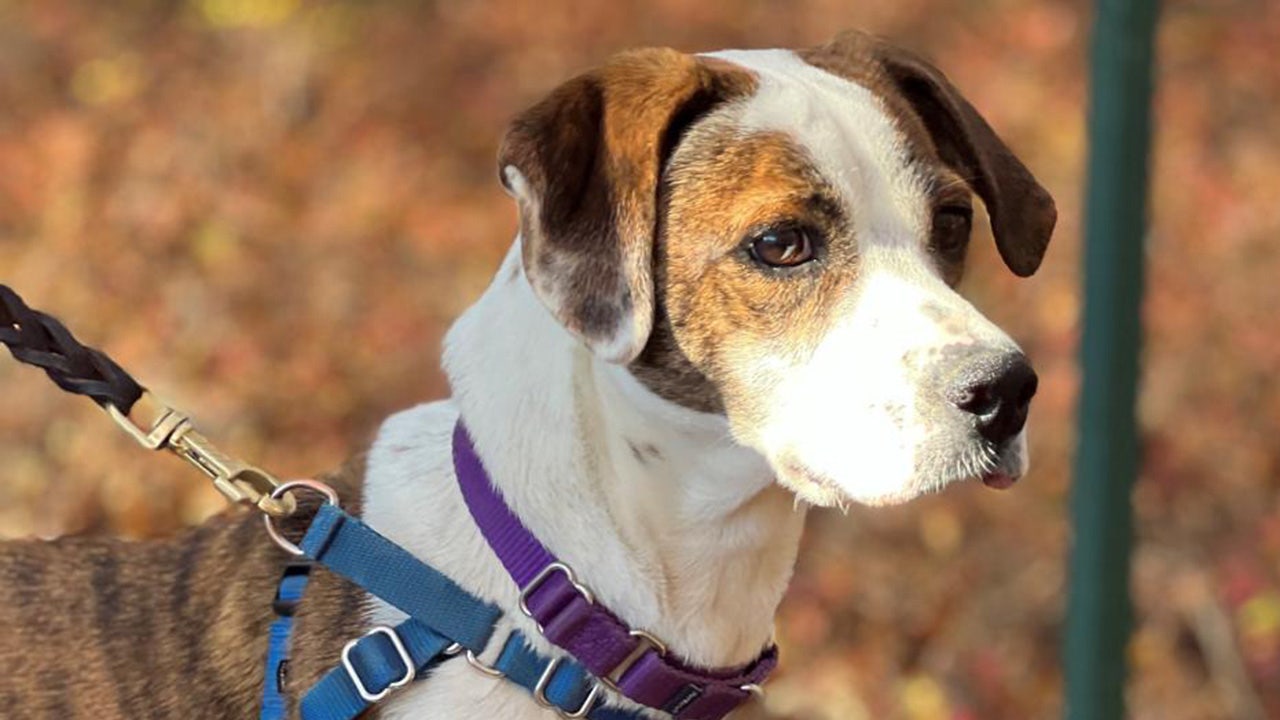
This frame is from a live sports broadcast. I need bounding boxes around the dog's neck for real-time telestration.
[441,242,807,668]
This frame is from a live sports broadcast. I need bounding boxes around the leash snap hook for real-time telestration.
[106,391,295,517]
[105,392,188,450]
[169,425,294,517]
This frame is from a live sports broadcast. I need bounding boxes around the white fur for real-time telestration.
[354,49,1029,719]
[702,50,1029,505]
[362,245,804,719]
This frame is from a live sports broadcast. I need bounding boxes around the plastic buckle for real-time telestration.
[105,391,294,517]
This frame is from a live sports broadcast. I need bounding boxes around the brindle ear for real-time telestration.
[816,31,1056,276]
[498,49,755,362]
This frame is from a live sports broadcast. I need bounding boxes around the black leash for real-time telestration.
[0,283,295,516]
[0,284,144,413]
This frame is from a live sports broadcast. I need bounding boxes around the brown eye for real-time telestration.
[932,206,973,256]
[748,227,816,268]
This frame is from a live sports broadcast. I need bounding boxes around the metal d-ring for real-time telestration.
[602,629,669,691]
[465,649,505,679]
[263,479,339,556]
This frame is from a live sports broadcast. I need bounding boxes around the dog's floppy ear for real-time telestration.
[877,38,1056,276]
[816,32,1057,276]
[499,49,755,363]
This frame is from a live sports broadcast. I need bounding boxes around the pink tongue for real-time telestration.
[982,472,1017,490]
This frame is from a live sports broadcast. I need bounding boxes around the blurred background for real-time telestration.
[0,0,1276,718]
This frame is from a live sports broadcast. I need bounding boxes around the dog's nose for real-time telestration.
[950,353,1038,446]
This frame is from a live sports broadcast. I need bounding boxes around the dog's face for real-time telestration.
[499,32,1056,507]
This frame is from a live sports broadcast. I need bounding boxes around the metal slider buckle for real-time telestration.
[105,391,294,517]
[534,657,602,719]
[342,626,416,703]
[518,562,595,633]
[602,629,669,691]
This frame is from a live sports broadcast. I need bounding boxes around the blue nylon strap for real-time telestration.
[260,565,313,720]
[299,504,502,652]
[492,632,647,720]
[293,505,647,720]
[300,618,454,720]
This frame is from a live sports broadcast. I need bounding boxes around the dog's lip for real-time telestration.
[981,471,1018,490]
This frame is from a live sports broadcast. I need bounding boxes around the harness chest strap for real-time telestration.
[277,502,648,720]
[453,422,775,719]
[260,562,313,720]
[265,422,774,720]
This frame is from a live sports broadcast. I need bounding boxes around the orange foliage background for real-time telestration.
[1,1,1277,718]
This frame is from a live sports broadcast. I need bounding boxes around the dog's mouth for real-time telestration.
[975,435,1027,490]
[980,470,1018,490]
[771,431,1028,507]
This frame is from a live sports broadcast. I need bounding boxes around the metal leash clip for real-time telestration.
[105,391,296,517]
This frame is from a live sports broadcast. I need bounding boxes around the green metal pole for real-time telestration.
[1065,0,1160,718]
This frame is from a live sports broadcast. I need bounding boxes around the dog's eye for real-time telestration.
[748,227,816,268]
[931,206,973,255]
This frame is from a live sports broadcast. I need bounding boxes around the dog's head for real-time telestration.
[498,31,1056,507]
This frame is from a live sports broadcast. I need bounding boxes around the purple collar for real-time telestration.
[453,422,775,720]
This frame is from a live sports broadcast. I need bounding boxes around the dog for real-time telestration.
[0,30,1054,720]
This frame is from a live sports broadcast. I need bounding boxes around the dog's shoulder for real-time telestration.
[0,490,304,716]
[285,399,459,718]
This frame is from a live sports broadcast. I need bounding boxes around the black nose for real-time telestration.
[949,353,1038,446]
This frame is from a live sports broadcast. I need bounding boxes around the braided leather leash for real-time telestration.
[0,283,294,516]
[0,285,144,413]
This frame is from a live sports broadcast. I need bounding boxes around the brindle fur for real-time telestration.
[0,459,375,720]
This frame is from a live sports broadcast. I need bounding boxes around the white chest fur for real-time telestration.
[357,244,806,719]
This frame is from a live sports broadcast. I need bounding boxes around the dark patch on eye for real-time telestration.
[629,123,858,418]
[926,189,973,286]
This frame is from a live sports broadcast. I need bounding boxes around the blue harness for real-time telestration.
[256,502,648,720]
